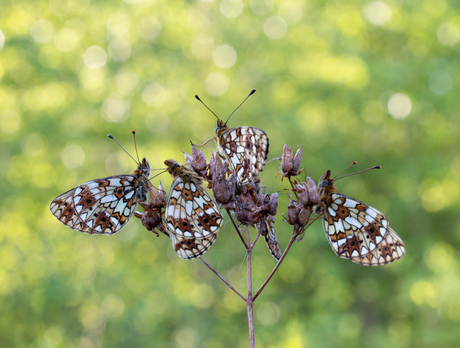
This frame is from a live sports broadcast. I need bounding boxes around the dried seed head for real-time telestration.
[284,198,297,225]
[281,144,293,174]
[305,173,320,205]
[296,182,310,207]
[267,191,279,216]
[213,170,236,207]
[184,144,207,176]
[292,146,302,173]
[297,205,312,227]
[235,193,260,225]
[148,182,166,209]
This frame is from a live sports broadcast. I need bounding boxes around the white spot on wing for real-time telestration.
[345,216,362,229]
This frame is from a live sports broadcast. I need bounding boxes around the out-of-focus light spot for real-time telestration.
[24,83,75,111]
[101,294,125,318]
[61,145,85,169]
[49,0,71,16]
[21,133,44,156]
[107,13,130,38]
[420,179,447,212]
[437,23,460,46]
[109,38,131,62]
[90,20,108,43]
[188,7,211,28]
[257,302,280,325]
[0,29,4,50]
[251,0,273,16]
[213,45,237,69]
[426,243,453,272]
[64,18,86,40]
[146,111,169,132]
[43,326,64,348]
[83,46,107,69]
[142,83,166,107]
[0,110,20,134]
[192,35,215,60]
[326,0,349,20]
[388,319,411,346]
[363,1,392,26]
[116,72,139,96]
[173,327,200,348]
[30,20,54,43]
[81,306,105,329]
[137,16,161,41]
[279,2,303,24]
[220,0,243,18]
[32,163,53,188]
[191,284,214,309]
[410,281,437,307]
[205,72,230,96]
[79,67,107,97]
[54,28,78,52]
[264,16,288,39]
[387,93,411,119]
[429,71,452,95]
[102,98,130,123]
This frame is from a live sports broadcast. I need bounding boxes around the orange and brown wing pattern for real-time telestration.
[165,160,223,259]
[217,126,269,183]
[320,192,406,266]
[50,174,147,235]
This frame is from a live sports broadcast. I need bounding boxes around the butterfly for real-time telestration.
[315,163,406,266]
[195,89,269,183]
[254,175,282,261]
[50,133,151,235]
[164,160,223,259]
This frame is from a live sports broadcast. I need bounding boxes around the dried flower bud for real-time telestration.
[296,182,310,207]
[281,144,293,174]
[135,201,166,236]
[297,205,312,227]
[213,170,236,207]
[292,146,302,173]
[267,191,279,216]
[148,181,166,209]
[284,198,297,225]
[235,193,260,225]
[208,152,228,180]
[184,145,207,176]
[305,173,320,205]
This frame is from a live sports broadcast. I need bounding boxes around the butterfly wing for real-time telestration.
[260,217,282,261]
[218,126,269,183]
[165,175,223,259]
[50,175,143,235]
[321,193,406,266]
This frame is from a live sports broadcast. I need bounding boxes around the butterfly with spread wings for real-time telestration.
[195,89,269,184]
[50,133,151,235]
[315,163,406,266]
[164,160,223,259]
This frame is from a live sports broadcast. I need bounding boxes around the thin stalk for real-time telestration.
[250,216,266,249]
[253,226,300,301]
[226,209,248,249]
[199,257,247,301]
[245,225,255,348]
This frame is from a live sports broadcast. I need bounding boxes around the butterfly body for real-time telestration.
[316,170,406,266]
[164,160,223,259]
[50,158,151,235]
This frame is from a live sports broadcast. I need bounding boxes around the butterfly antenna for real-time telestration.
[195,94,219,121]
[224,88,256,126]
[149,168,169,181]
[335,163,381,181]
[131,130,141,164]
[107,134,138,165]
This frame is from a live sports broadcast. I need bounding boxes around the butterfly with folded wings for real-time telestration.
[315,163,406,266]
[164,160,223,259]
[50,135,151,235]
[195,89,269,184]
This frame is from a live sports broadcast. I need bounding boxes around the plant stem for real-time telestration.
[226,209,248,249]
[245,225,255,348]
[199,257,247,301]
[253,227,300,301]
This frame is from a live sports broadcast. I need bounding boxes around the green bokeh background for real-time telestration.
[1,0,459,347]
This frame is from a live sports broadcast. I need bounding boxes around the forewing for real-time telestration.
[165,176,223,259]
[50,175,140,235]
[321,193,405,266]
[218,126,269,183]
[260,218,281,261]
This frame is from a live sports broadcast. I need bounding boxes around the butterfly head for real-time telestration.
[131,157,151,177]
[318,170,338,197]
[164,160,182,177]
[215,119,229,136]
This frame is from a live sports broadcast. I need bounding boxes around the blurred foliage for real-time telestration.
[1,0,460,347]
